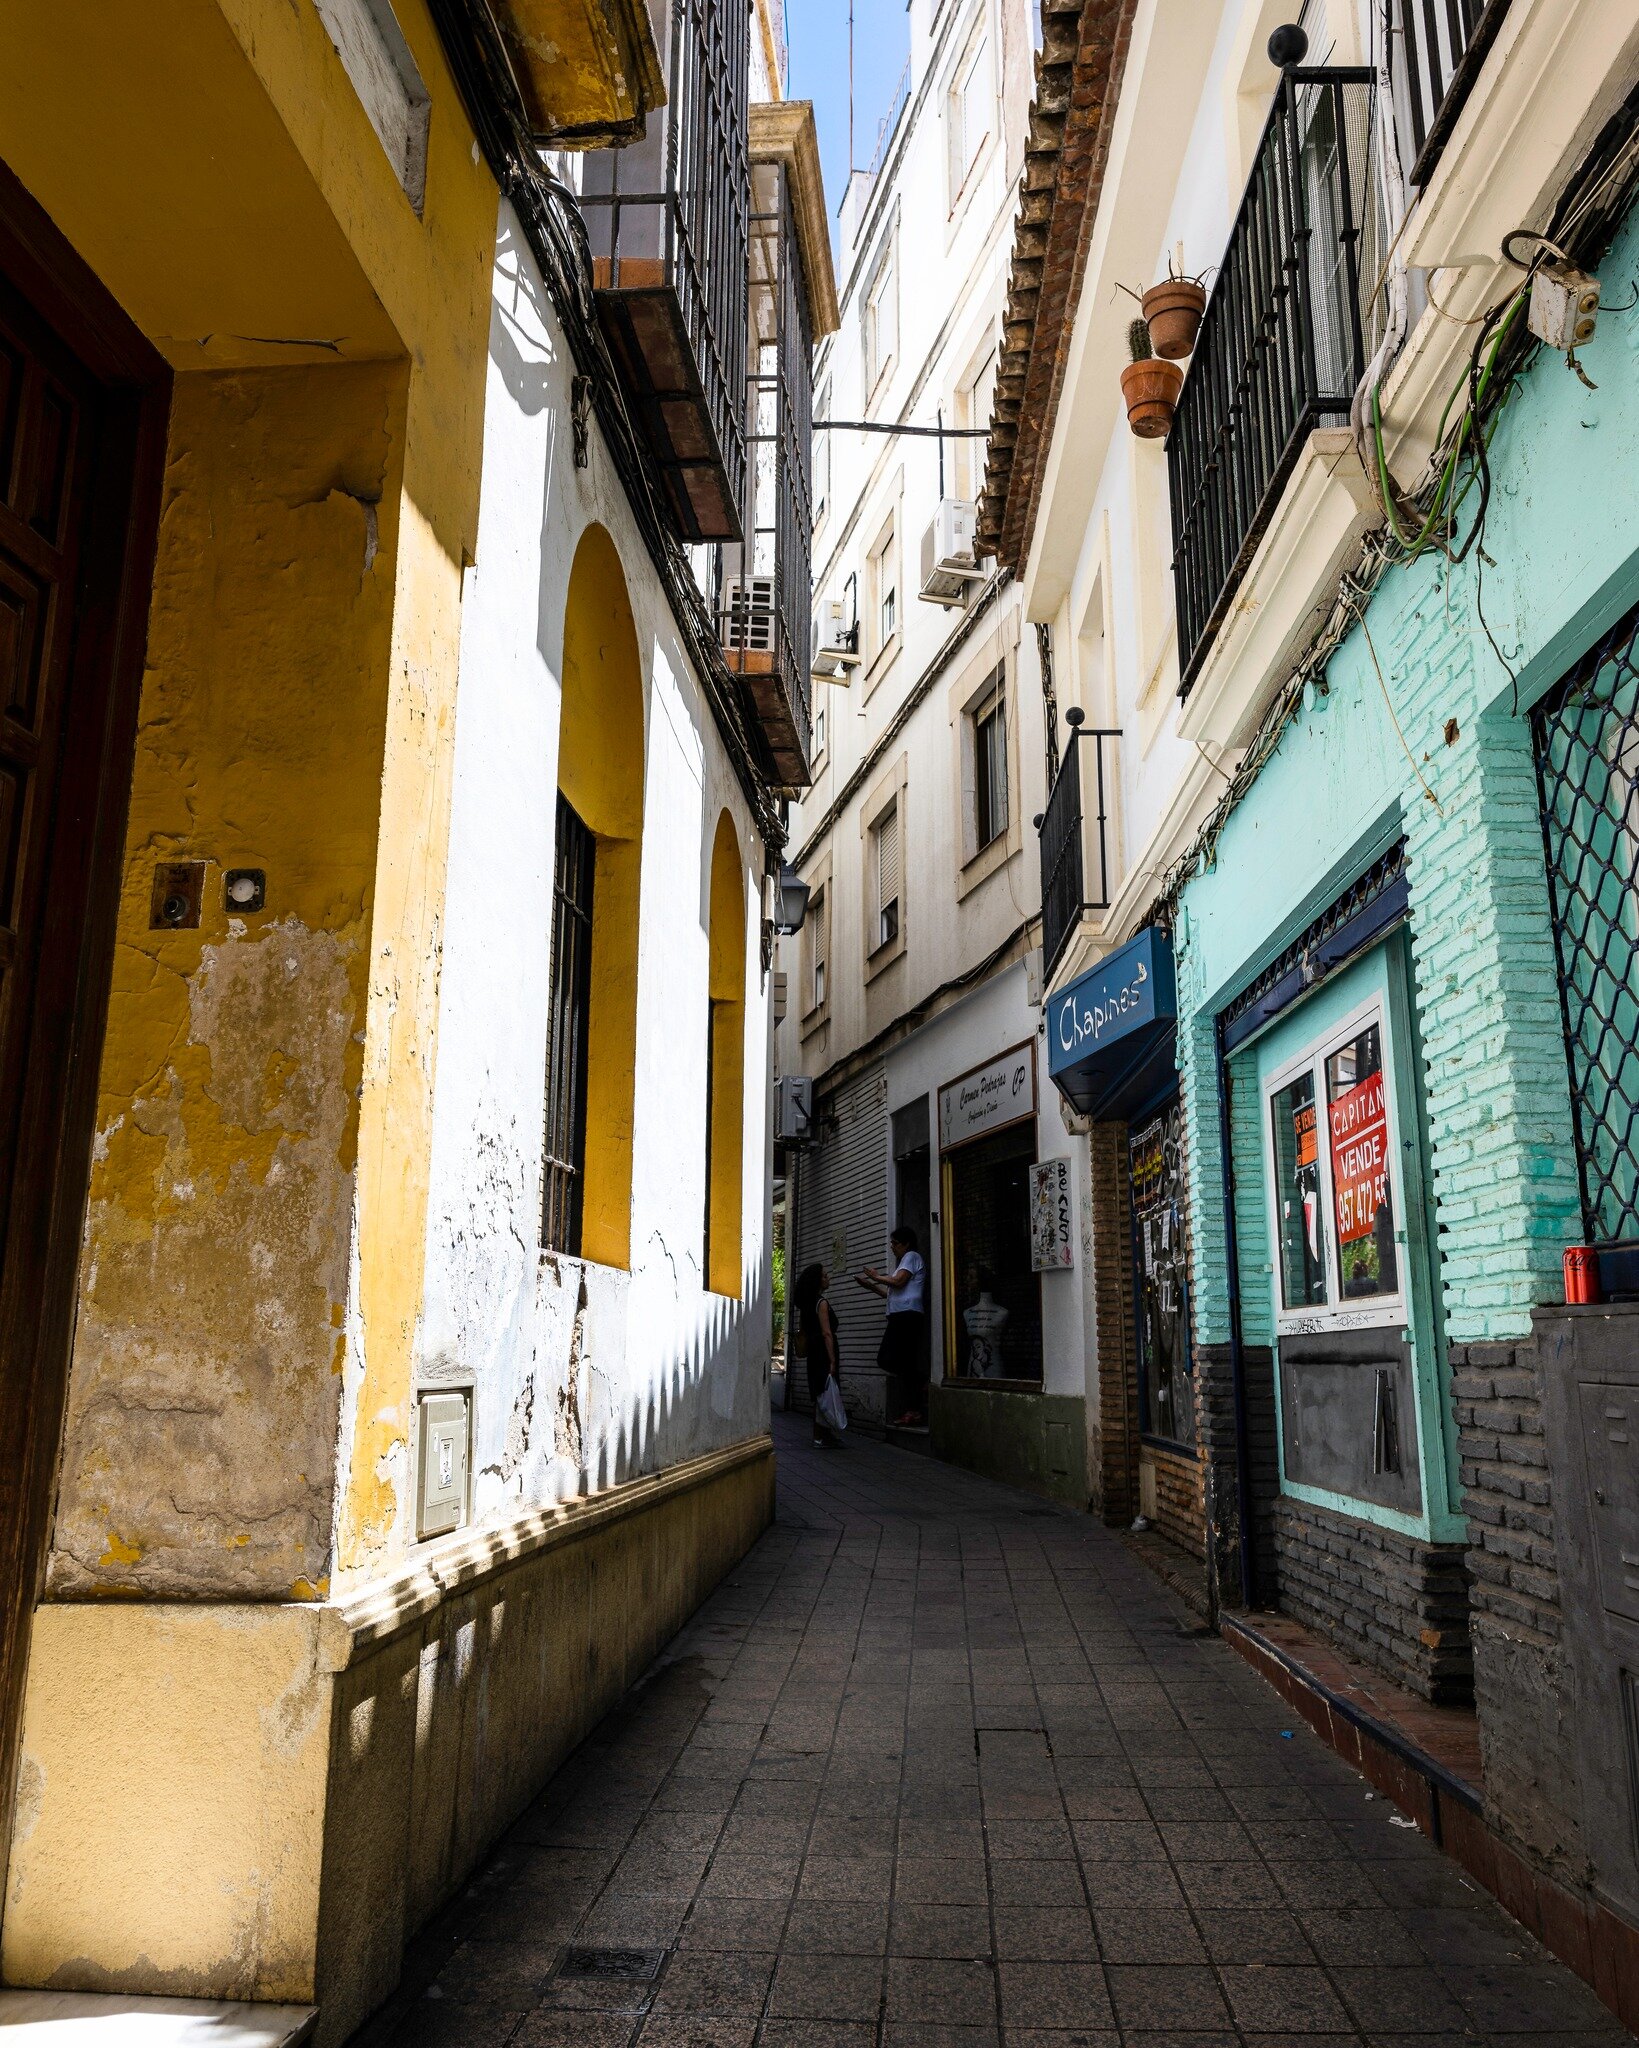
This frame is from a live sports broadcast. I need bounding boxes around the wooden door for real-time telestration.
[0,159,167,1909]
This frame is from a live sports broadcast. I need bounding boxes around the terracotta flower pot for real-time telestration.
[1120,357,1184,439]
[1142,278,1207,360]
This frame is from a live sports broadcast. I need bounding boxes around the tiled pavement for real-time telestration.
[381,1413,1636,2048]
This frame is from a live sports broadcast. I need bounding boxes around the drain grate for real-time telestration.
[556,1946,666,1982]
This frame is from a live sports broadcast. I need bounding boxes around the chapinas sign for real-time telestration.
[1047,927,1177,1084]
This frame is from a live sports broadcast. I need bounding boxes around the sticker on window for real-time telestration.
[1325,1023,1398,1300]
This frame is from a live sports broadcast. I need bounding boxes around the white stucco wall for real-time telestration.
[882,963,1091,1398]
[417,200,773,1531]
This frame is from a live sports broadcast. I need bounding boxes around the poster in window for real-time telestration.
[1271,1070,1327,1308]
[1325,1022,1398,1298]
[1029,1157,1074,1271]
[1129,1103,1193,1446]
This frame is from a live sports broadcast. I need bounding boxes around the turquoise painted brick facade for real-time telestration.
[1176,207,1639,1348]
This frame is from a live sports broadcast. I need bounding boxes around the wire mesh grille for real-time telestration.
[1533,600,1639,1246]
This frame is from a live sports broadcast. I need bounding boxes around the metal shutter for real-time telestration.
[791,1061,890,1416]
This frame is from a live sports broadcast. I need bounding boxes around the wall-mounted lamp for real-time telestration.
[774,864,811,935]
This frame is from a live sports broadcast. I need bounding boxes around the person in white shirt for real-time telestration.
[857,1225,928,1426]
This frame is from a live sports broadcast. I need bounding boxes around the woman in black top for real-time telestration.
[793,1263,842,1446]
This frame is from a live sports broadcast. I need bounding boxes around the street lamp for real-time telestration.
[774,863,811,935]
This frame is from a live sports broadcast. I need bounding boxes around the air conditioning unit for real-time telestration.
[774,1075,815,1144]
[810,596,859,681]
[919,498,982,607]
[722,575,776,655]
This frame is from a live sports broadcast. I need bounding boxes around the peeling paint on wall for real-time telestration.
[46,363,403,1601]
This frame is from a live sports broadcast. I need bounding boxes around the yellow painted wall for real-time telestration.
[2,1442,775,2035]
[558,524,646,1272]
[707,811,747,1297]
[2,0,502,1587]
[1,1603,339,1999]
[49,363,403,1599]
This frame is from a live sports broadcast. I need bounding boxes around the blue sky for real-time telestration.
[785,0,911,233]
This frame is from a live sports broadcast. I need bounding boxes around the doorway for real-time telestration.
[0,159,167,1902]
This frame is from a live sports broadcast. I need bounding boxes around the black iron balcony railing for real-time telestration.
[1392,0,1513,187]
[1039,719,1118,981]
[580,0,750,543]
[1169,67,1376,698]
[717,159,815,785]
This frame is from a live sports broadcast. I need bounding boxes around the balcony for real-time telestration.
[717,106,839,787]
[484,0,665,146]
[1391,0,1513,187]
[1169,68,1378,698]
[580,0,750,542]
[1038,718,1118,982]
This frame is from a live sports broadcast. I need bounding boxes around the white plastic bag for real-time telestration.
[817,1377,848,1434]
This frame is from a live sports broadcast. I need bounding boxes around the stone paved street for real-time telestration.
[385,1416,1637,2048]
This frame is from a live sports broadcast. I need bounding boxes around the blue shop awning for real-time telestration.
[1047,927,1178,1121]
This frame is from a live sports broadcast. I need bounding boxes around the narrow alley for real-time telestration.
[378,1421,1633,2048]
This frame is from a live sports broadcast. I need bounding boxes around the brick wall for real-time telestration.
[1273,1496,1472,1704]
[1196,1340,1280,1608]
[1400,703,1583,1342]
[1148,1441,1205,1557]
[1450,1329,1587,1881]
[1087,1120,1138,1525]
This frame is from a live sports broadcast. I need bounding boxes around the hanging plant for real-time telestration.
[1117,252,1212,359]
[1142,275,1208,359]
[1120,318,1183,439]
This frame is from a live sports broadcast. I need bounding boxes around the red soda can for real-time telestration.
[1564,1245,1602,1305]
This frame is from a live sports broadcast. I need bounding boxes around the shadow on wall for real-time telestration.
[575,1257,773,1503]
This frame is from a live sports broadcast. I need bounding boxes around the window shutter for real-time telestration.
[877,803,901,918]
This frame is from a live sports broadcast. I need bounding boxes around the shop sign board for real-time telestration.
[1029,1157,1074,1271]
[939,1041,1035,1150]
[1048,926,1171,1077]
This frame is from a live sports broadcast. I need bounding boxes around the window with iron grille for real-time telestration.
[577,0,751,541]
[543,794,595,1254]
[716,158,815,780]
[1533,601,1639,1246]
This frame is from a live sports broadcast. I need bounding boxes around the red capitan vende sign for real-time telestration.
[1329,1070,1388,1244]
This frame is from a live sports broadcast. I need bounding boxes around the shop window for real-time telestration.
[871,800,901,951]
[1130,1100,1194,1446]
[1264,1003,1405,1330]
[939,1047,1044,1386]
